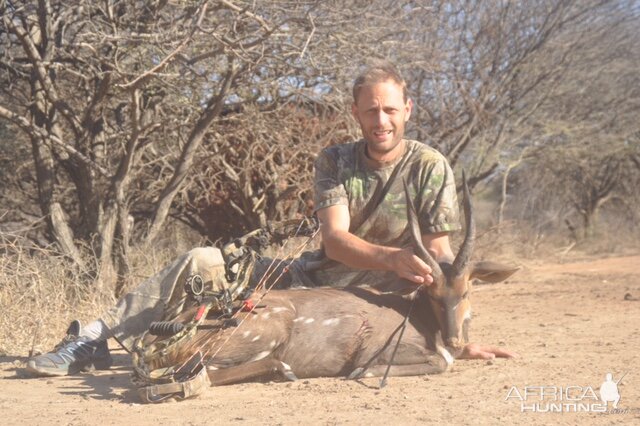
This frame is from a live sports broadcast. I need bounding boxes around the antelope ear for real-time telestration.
[469,261,520,283]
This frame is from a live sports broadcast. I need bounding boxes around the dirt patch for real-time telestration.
[2,255,639,425]
[532,255,640,276]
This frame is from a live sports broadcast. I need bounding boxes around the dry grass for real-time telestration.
[0,240,102,356]
[0,234,186,357]
[471,219,640,267]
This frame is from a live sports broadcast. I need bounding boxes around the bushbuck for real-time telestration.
[143,176,518,386]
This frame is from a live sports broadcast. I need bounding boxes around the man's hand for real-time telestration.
[458,343,518,360]
[389,247,434,285]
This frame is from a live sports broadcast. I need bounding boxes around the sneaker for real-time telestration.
[26,320,113,377]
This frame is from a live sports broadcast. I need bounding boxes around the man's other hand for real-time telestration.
[458,343,518,359]
[389,247,433,285]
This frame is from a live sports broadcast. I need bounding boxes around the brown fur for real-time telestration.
[156,260,517,384]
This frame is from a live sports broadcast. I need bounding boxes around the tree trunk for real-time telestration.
[113,203,132,298]
[146,65,236,242]
[50,202,85,268]
[97,204,118,288]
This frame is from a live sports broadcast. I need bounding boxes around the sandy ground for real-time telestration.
[1,255,639,425]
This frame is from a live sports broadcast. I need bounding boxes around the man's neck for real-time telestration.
[364,139,406,165]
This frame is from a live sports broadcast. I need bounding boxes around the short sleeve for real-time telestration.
[313,149,349,212]
[419,156,461,233]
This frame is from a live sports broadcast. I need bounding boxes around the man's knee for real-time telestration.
[188,247,224,267]
[186,247,226,291]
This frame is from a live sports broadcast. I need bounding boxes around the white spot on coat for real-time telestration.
[304,318,315,324]
[252,335,261,342]
[270,340,277,348]
[243,331,251,338]
[250,351,271,362]
[322,318,340,326]
[262,312,271,320]
[293,317,305,323]
[272,307,288,314]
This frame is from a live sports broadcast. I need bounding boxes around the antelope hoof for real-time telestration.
[283,371,298,381]
[279,362,298,381]
[347,367,366,380]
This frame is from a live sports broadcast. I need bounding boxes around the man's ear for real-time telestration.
[405,98,413,122]
[351,102,358,120]
[469,261,520,283]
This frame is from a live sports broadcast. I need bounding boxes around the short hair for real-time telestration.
[352,60,408,103]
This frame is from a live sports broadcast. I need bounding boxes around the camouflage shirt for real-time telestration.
[293,139,461,291]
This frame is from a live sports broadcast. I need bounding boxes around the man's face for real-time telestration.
[352,80,413,162]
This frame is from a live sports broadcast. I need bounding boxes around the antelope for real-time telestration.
[144,176,519,386]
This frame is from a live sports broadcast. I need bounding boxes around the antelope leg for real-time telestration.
[207,358,297,386]
[348,357,447,380]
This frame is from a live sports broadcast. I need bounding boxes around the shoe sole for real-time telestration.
[25,361,68,377]
[25,357,113,377]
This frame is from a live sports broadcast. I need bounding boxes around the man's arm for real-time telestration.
[422,232,455,264]
[317,205,453,285]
